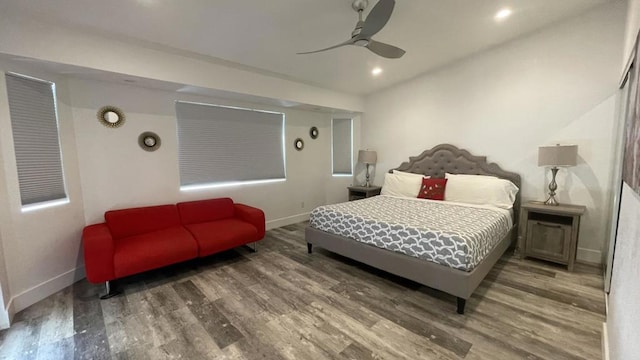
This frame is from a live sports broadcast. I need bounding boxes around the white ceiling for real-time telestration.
[3,0,614,95]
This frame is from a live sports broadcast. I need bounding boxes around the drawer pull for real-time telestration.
[537,222,562,228]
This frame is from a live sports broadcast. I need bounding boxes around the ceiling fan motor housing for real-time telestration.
[352,0,369,12]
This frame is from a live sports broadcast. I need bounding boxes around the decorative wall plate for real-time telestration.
[294,138,304,151]
[138,131,161,152]
[97,106,125,128]
[310,126,319,139]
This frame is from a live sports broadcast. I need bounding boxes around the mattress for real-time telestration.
[309,195,513,271]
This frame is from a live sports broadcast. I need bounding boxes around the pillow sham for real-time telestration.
[393,170,429,180]
[444,173,497,178]
[444,173,518,209]
[417,178,448,201]
[381,172,423,198]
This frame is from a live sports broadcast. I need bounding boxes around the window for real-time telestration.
[332,118,353,176]
[5,73,67,209]
[176,101,286,189]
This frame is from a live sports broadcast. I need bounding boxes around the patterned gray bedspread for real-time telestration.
[309,195,512,271]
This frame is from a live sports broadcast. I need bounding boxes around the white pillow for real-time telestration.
[444,173,519,209]
[393,170,429,180]
[444,173,496,179]
[381,172,423,198]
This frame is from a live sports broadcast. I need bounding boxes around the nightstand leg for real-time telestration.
[307,243,313,254]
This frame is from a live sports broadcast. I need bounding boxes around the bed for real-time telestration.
[305,144,521,314]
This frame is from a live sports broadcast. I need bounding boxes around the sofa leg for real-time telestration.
[307,243,313,254]
[99,281,119,300]
[247,242,257,253]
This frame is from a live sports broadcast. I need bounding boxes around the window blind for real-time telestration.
[176,101,285,187]
[332,118,353,175]
[5,73,67,206]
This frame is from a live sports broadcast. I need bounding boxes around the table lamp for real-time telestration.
[358,150,377,187]
[538,144,578,206]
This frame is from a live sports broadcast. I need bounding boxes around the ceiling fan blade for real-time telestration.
[366,40,405,58]
[297,39,355,55]
[360,0,395,38]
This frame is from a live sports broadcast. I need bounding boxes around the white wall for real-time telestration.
[68,77,357,227]
[362,2,627,264]
[0,144,13,329]
[0,65,87,321]
[623,0,640,62]
[608,185,640,359]
[0,10,364,114]
[606,1,640,359]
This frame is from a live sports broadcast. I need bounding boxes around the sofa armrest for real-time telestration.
[234,204,266,240]
[82,223,116,283]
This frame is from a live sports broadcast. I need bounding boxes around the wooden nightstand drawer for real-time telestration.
[347,186,381,201]
[526,220,572,262]
[518,201,585,271]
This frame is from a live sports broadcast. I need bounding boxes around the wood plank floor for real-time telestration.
[0,222,605,359]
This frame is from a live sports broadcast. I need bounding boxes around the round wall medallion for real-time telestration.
[97,106,125,128]
[294,138,304,151]
[138,131,161,152]
[309,126,319,139]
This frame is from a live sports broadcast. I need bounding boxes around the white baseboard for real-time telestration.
[9,266,85,316]
[577,248,602,265]
[266,212,310,230]
[602,322,610,360]
[0,298,12,330]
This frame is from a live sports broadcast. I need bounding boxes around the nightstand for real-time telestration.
[518,201,586,271]
[348,186,382,201]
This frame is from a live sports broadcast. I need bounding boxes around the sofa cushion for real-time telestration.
[234,204,266,240]
[177,198,235,225]
[106,205,181,240]
[113,226,198,278]
[83,223,115,283]
[184,218,258,257]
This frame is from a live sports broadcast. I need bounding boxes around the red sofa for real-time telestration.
[82,198,264,298]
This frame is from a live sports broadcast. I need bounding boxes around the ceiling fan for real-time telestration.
[297,0,405,59]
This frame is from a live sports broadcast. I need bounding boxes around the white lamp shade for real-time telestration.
[538,144,578,167]
[358,150,377,164]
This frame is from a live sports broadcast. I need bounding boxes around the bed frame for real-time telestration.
[305,144,521,314]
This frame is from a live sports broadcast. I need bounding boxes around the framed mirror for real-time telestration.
[294,138,304,151]
[97,106,125,128]
[138,131,161,152]
[310,126,319,139]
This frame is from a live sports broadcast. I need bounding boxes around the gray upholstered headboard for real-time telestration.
[390,143,522,226]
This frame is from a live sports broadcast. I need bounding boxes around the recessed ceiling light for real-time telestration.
[494,8,512,21]
[372,67,383,76]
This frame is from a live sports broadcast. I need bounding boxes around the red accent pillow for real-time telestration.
[417,178,448,200]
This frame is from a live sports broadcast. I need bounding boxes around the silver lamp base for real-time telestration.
[544,194,559,206]
[364,163,371,187]
[544,167,560,206]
